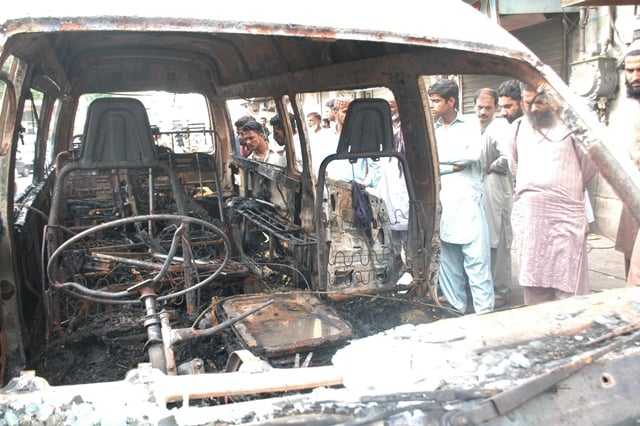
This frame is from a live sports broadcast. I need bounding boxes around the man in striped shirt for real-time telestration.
[509,83,596,304]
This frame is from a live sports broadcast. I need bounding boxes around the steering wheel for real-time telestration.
[46,214,230,304]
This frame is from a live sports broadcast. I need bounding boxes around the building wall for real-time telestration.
[580,5,640,239]
[471,4,639,239]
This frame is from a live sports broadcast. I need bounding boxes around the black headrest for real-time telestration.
[335,98,394,159]
[79,97,157,166]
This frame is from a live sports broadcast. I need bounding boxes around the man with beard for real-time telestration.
[508,83,596,304]
[497,79,523,124]
[475,88,513,308]
[620,40,640,286]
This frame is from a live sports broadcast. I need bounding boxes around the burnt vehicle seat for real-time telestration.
[161,151,226,221]
[335,100,395,158]
[43,99,236,369]
[78,97,158,166]
[314,98,420,298]
[44,98,198,330]
[48,97,189,228]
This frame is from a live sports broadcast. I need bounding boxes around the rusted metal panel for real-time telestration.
[0,1,548,130]
[220,292,352,357]
[484,349,640,425]
[0,1,531,49]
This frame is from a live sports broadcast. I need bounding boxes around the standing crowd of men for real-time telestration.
[429,75,600,314]
[232,43,640,315]
[428,39,640,314]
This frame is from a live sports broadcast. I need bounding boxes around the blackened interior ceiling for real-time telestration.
[8,31,418,95]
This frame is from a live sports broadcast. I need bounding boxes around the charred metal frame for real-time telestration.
[1,3,640,423]
[315,98,427,298]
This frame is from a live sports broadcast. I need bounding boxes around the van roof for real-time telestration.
[0,0,532,61]
[1,0,549,98]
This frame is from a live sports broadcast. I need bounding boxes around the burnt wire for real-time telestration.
[15,203,50,222]
[585,235,624,281]
[253,261,311,290]
[388,208,410,226]
[313,290,461,315]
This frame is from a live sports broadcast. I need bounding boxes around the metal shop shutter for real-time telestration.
[461,15,566,114]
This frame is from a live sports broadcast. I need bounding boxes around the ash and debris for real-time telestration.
[0,396,128,426]
[330,293,457,339]
[332,313,638,395]
[26,284,451,388]
[2,289,456,425]
[27,305,234,387]
[5,280,640,426]
[2,311,640,425]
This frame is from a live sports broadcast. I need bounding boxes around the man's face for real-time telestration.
[625,54,640,100]
[272,125,285,146]
[498,95,523,124]
[522,89,555,129]
[326,106,336,121]
[474,94,496,127]
[388,99,399,120]
[335,105,349,125]
[428,94,452,120]
[307,115,320,129]
[243,130,266,151]
[236,126,250,149]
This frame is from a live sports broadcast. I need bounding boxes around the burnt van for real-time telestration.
[0,1,639,424]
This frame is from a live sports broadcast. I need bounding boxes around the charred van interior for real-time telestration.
[1,2,640,425]
[0,12,486,398]
[9,73,447,389]
[33,94,447,385]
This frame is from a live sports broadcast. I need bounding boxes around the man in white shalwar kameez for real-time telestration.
[377,97,411,272]
[475,88,514,308]
[429,79,494,314]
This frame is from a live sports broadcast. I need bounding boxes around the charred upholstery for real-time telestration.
[315,98,421,297]
[44,97,223,324]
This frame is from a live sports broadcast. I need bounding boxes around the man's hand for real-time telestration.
[487,168,506,175]
[452,164,466,172]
